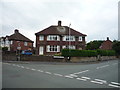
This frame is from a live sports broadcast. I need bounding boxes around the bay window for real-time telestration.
[47,45,60,52]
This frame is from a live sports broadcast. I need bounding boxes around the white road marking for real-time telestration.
[16,65,20,67]
[76,78,87,81]
[4,63,11,65]
[64,75,74,78]
[111,82,120,85]
[54,73,63,77]
[21,66,24,68]
[31,68,36,71]
[17,65,21,67]
[96,65,109,69]
[25,67,30,69]
[73,70,89,75]
[37,70,44,72]
[81,76,91,80]
[69,74,78,77]
[91,80,103,84]
[45,72,52,74]
[108,84,120,88]
[94,79,107,83]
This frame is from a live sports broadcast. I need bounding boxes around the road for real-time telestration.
[2,59,120,88]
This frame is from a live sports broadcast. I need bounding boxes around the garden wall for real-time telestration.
[2,53,117,62]
[70,56,117,62]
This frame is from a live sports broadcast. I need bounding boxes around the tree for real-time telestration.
[86,40,104,50]
[112,40,120,55]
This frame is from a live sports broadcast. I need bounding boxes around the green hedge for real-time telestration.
[97,50,116,56]
[61,49,98,57]
[61,49,115,57]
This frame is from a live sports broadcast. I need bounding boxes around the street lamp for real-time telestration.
[68,23,71,60]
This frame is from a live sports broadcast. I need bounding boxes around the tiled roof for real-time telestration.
[8,29,34,42]
[99,37,113,50]
[35,25,87,36]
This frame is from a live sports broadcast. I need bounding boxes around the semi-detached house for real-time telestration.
[0,29,34,52]
[35,21,87,55]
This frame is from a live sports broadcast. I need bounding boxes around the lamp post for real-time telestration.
[68,23,71,60]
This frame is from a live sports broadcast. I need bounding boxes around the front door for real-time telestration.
[39,46,44,55]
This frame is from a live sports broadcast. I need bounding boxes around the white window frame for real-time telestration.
[39,35,44,41]
[47,35,60,41]
[24,42,28,46]
[63,35,75,41]
[79,36,82,41]
[62,45,76,49]
[47,45,60,52]
[10,40,13,45]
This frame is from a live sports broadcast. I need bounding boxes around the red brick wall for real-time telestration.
[100,40,113,50]
[36,35,86,55]
[10,40,33,51]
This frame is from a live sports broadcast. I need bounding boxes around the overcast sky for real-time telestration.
[0,0,119,46]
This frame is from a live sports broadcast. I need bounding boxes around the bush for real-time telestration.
[2,47,8,51]
[62,49,98,57]
[97,49,115,56]
[61,49,115,57]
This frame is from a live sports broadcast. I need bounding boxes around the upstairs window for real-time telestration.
[39,35,44,41]
[5,40,9,45]
[47,35,60,41]
[24,42,28,46]
[79,36,82,41]
[63,36,75,41]
[10,41,13,44]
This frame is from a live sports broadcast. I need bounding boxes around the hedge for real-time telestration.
[61,49,98,57]
[97,49,116,56]
[61,49,115,57]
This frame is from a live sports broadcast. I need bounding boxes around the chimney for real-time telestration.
[107,37,109,40]
[58,21,62,26]
[15,29,19,34]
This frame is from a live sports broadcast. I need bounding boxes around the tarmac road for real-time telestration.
[2,59,120,88]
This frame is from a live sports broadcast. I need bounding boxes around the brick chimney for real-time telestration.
[58,21,62,26]
[15,29,19,34]
[107,37,109,40]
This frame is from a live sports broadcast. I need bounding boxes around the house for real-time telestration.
[35,21,87,55]
[99,37,113,50]
[0,29,34,52]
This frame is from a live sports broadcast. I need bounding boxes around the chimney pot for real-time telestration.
[107,37,109,40]
[15,29,19,33]
[58,21,62,26]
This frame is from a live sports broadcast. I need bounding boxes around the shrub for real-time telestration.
[61,49,97,57]
[97,49,115,56]
[2,47,8,51]
[61,49,115,57]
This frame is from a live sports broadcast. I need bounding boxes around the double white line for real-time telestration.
[109,82,120,88]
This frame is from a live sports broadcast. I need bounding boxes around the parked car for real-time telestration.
[21,50,32,55]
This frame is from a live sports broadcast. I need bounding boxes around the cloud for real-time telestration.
[1,0,119,46]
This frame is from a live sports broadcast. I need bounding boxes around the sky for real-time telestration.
[0,0,119,46]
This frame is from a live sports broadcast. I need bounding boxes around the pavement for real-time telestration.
[2,59,120,88]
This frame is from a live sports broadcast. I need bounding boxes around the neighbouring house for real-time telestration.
[35,21,87,55]
[0,29,34,52]
[99,37,113,50]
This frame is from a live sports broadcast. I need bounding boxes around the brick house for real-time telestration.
[0,29,34,52]
[99,37,113,50]
[35,21,87,55]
